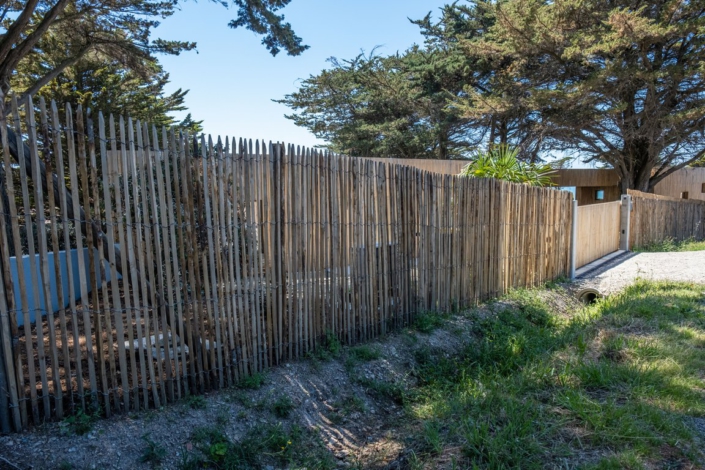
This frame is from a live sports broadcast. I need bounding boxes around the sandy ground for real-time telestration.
[573,250,705,295]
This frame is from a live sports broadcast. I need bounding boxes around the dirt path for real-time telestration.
[0,321,464,470]
[573,250,705,294]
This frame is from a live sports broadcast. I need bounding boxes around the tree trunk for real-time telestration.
[437,128,448,160]
[618,149,654,194]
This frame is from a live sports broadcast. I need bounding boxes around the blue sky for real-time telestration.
[155,0,449,148]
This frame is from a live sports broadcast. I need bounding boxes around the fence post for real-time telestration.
[570,198,578,280]
[0,280,10,433]
[619,194,631,251]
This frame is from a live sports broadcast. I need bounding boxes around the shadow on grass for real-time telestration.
[404,280,705,469]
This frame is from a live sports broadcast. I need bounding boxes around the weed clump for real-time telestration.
[412,311,446,333]
[236,372,267,390]
[140,434,167,468]
[186,394,207,409]
[272,395,295,418]
[180,423,335,470]
[61,406,101,436]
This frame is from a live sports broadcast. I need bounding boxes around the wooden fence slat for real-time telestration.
[229,138,247,379]
[152,126,180,398]
[115,116,144,410]
[220,137,237,380]
[136,121,166,406]
[26,97,62,420]
[171,130,195,391]
[200,136,220,386]
[43,98,72,416]
[0,108,22,430]
[73,105,102,409]
[37,98,67,419]
[126,118,159,407]
[13,96,47,422]
[99,113,130,413]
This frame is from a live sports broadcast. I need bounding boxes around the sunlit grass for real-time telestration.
[403,280,705,468]
[634,237,705,252]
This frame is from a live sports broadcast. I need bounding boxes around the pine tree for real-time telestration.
[467,0,705,191]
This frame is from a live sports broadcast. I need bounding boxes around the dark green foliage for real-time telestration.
[183,423,335,470]
[412,311,446,333]
[281,0,705,190]
[235,372,267,390]
[271,395,295,418]
[459,145,556,186]
[229,0,308,56]
[278,2,547,161]
[308,331,342,361]
[463,0,705,191]
[277,50,478,159]
[348,344,382,362]
[186,394,207,409]
[1,1,304,109]
[62,407,99,436]
[140,434,167,467]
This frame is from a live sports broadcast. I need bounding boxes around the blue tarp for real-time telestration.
[9,248,121,326]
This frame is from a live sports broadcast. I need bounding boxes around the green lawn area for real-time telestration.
[406,281,705,469]
[634,237,705,252]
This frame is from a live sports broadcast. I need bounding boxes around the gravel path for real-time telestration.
[574,250,705,294]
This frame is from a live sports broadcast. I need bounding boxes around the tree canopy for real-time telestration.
[278,2,548,160]
[277,51,475,159]
[0,0,307,105]
[280,0,705,191]
[13,36,204,133]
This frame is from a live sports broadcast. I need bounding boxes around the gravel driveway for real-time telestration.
[574,250,705,294]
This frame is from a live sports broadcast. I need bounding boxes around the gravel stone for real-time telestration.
[574,250,705,294]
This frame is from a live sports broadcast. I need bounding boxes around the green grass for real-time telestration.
[140,433,167,468]
[308,330,343,362]
[185,394,207,409]
[412,311,447,333]
[348,344,382,361]
[60,406,101,436]
[272,395,295,418]
[400,281,705,469]
[634,237,705,252]
[235,372,267,390]
[180,422,335,470]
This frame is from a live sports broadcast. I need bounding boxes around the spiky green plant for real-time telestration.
[459,145,555,187]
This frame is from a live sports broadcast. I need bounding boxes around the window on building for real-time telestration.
[595,189,605,200]
[701,182,705,193]
[681,191,689,199]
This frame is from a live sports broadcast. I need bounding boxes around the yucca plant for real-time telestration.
[459,145,555,187]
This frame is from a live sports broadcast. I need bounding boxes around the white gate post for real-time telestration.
[619,194,632,251]
[570,198,578,280]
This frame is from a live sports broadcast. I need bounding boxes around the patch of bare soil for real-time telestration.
[0,287,577,470]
